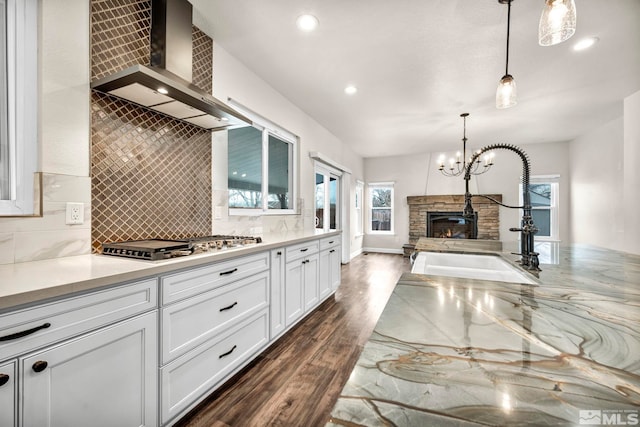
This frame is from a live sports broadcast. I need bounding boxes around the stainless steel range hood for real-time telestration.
[90,0,250,130]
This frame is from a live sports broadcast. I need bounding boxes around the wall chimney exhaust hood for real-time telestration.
[90,0,251,130]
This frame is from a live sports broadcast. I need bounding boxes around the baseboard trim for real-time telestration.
[362,247,404,255]
[350,247,363,260]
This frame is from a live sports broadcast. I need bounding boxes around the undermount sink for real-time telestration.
[411,251,536,284]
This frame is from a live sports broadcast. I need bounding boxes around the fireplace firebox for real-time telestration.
[426,211,477,239]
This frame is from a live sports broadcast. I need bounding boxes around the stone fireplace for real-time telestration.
[407,194,501,244]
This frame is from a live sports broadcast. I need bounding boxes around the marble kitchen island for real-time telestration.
[328,244,640,426]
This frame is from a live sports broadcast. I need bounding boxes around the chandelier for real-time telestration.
[439,113,494,177]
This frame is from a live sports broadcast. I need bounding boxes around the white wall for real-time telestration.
[570,117,625,250]
[210,44,364,257]
[0,0,91,265]
[570,90,640,255]
[363,141,571,253]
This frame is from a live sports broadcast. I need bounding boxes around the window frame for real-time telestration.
[367,182,394,235]
[227,102,297,216]
[0,0,39,215]
[520,175,560,242]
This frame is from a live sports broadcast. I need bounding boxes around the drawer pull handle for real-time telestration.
[219,268,238,276]
[0,322,51,342]
[300,248,308,252]
[0,374,9,387]
[329,241,334,244]
[32,361,48,373]
[219,302,238,312]
[219,345,237,359]
[329,249,336,253]
[277,251,282,256]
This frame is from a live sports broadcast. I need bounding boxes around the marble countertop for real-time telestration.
[329,244,640,426]
[0,229,340,312]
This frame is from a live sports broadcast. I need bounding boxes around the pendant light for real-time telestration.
[496,0,516,109]
[538,0,577,46]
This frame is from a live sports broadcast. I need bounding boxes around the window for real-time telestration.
[355,180,363,236]
[368,182,394,234]
[227,103,296,215]
[521,175,559,241]
[0,0,38,215]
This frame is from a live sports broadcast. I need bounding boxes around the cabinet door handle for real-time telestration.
[219,345,237,359]
[219,268,238,276]
[277,251,282,256]
[0,322,51,342]
[0,374,9,387]
[300,248,308,252]
[219,301,238,312]
[329,249,336,253]
[328,241,334,244]
[32,361,48,373]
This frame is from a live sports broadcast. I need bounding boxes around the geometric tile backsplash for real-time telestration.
[91,93,212,252]
[90,0,215,252]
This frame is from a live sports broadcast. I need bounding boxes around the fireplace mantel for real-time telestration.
[407,194,502,244]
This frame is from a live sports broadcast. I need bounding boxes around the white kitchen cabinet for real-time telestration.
[303,253,320,311]
[270,248,286,339]
[285,246,320,328]
[319,237,341,299]
[0,360,16,427]
[159,251,271,425]
[161,271,269,363]
[160,310,268,425]
[20,311,157,427]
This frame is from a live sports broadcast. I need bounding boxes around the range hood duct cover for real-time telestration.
[90,0,250,130]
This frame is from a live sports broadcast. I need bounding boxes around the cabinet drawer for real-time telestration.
[160,309,269,424]
[319,236,340,251]
[285,240,319,263]
[161,271,269,364]
[0,279,157,362]
[0,360,16,427]
[161,252,269,305]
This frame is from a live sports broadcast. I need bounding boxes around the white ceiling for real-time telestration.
[191,0,640,159]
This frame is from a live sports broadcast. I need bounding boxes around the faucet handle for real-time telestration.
[509,227,522,232]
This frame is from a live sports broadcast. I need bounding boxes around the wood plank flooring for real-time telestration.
[174,252,410,427]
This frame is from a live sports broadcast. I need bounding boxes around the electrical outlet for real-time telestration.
[65,202,84,225]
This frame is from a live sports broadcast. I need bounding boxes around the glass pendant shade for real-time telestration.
[496,74,517,109]
[538,0,576,46]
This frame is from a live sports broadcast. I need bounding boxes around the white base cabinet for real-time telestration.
[319,237,342,298]
[0,233,341,427]
[0,360,16,427]
[20,311,158,427]
[270,249,286,339]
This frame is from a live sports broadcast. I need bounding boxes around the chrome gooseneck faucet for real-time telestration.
[463,143,541,271]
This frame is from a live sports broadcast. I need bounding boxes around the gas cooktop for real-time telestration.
[101,235,262,261]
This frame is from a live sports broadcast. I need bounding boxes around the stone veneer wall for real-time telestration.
[90,0,214,252]
[407,194,502,244]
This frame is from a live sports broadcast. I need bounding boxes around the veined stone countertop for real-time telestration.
[329,243,640,426]
[0,229,340,312]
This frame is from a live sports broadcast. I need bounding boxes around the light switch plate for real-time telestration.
[65,202,84,225]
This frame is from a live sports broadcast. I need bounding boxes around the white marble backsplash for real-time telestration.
[211,189,307,237]
[0,173,91,265]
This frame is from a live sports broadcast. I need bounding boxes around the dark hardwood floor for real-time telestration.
[174,252,411,427]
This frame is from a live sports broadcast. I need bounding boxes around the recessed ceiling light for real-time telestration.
[296,14,319,32]
[344,85,358,95]
[573,36,599,51]
[157,87,169,95]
